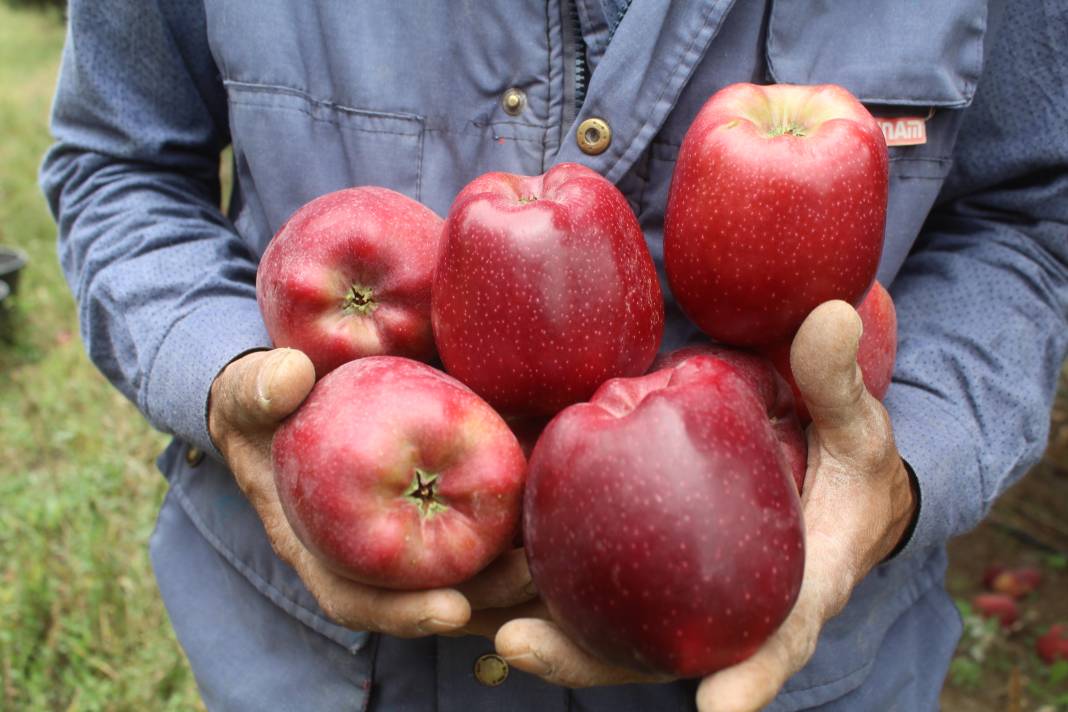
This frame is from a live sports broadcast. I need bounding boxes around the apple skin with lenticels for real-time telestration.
[524,350,806,677]
[432,163,664,418]
[664,82,888,347]
[652,345,808,493]
[271,356,527,590]
[764,281,898,424]
[257,187,443,378]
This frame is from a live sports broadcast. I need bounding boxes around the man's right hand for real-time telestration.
[207,348,535,638]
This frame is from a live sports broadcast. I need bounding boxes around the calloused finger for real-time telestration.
[695,534,843,712]
[695,616,817,712]
[249,488,472,638]
[495,618,672,688]
[213,348,316,437]
[291,546,472,638]
[456,547,535,610]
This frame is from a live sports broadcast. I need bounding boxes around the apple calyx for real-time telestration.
[342,284,377,316]
[403,468,448,517]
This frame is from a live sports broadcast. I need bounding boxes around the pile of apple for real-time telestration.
[256,83,896,676]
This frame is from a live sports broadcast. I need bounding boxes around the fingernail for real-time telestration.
[503,651,551,677]
[256,350,293,406]
[416,617,465,635]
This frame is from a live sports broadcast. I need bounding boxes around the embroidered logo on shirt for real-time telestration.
[875,116,928,146]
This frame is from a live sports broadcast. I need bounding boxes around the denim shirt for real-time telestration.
[42,1,1068,710]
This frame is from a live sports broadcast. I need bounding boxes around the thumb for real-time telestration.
[211,348,317,435]
[790,298,897,469]
[790,301,879,449]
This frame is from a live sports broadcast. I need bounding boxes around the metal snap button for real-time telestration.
[185,446,205,467]
[501,88,527,116]
[576,117,611,155]
[473,653,509,687]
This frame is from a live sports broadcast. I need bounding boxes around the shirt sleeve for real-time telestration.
[885,0,1068,559]
[40,0,271,459]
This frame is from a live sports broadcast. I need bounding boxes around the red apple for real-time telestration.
[272,356,526,589]
[653,345,807,492]
[986,566,1043,599]
[972,593,1020,629]
[764,282,897,424]
[525,351,805,677]
[432,163,664,418]
[257,187,443,378]
[981,564,1007,590]
[664,83,888,347]
[1037,624,1068,664]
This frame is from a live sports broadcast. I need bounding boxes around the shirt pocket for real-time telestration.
[766,0,988,283]
[224,81,426,255]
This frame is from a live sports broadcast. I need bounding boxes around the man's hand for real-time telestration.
[494,301,918,710]
[207,348,536,638]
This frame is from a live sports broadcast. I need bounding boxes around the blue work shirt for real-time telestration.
[41,0,1068,709]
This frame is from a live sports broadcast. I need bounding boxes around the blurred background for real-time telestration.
[0,3,1065,710]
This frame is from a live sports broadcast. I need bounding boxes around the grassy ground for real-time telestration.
[940,391,1068,712]
[1,4,1066,711]
[0,5,202,710]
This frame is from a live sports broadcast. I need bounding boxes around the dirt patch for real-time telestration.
[941,368,1068,711]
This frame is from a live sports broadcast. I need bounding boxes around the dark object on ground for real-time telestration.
[0,246,28,296]
[0,280,11,340]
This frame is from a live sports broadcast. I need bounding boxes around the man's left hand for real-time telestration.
[494,301,918,711]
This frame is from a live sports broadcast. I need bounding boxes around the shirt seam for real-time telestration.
[223,79,425,122]
[603,0,723,182]
[139,301,215,426]
[887,377,988,554]
[229,99,423,139]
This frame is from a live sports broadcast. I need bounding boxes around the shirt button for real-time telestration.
[185,446,204,467]
[576,117,611,155]
[473,653,509,687]
[501,88,526,116]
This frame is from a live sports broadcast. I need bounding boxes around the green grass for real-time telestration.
[0,5,202,710]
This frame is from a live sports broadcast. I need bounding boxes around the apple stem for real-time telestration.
[342,284,377,316]
[767,124,808,138]
[403,468,448,517]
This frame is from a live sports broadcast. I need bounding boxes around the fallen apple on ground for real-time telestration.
[1037,624,1068,664]
[272,356,526,589]
[764,281,897,424]
[971,593,1020,629]
[664,82,888,347]
[432,162,664,418]
[981,564,1043,599]
[524,350,805,677]
[257,187,443,378]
